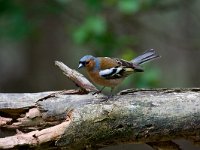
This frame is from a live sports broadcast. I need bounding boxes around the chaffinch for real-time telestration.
[78,49,160,94]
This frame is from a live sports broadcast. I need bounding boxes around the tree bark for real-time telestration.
[0,88,200,149]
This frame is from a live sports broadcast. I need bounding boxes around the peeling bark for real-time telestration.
[0,117,12,126]
[0,120,70,149]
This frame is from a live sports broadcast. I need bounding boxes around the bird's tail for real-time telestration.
[131,49,160,65]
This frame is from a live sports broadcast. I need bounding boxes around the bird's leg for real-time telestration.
[108,87,115,98]
[92,86,105,95]
[99,86,106,93]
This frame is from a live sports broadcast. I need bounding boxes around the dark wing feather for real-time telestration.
[115,58,144,72]
[99,67,126,79]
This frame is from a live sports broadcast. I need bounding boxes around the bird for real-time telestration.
[78,49,160,95]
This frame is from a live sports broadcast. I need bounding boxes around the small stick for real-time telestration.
[55,61,98,92]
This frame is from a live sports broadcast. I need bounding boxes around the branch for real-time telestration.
[55,61,97,92]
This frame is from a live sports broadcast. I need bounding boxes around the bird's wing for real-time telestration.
[99,57,143,79]
[98,57,119,69]
[99,66,138,79]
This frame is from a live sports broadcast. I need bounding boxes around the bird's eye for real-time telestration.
[85,61,89,64]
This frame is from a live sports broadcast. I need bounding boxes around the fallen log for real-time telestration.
[0,62,199,150]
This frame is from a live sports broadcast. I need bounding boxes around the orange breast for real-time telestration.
[87,71,123,87]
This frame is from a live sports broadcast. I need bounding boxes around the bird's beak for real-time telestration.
[78,63,84,69]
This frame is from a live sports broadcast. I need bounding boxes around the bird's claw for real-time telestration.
[92,90,101,95]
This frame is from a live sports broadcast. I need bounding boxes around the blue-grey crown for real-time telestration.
[79,55,94,62]
[78,55,100,70]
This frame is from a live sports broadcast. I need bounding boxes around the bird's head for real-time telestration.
[78,55,97,71]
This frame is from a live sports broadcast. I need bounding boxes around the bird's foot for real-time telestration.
[92,90,101,95]
[107,94,114,99]
[92,87,105,95]
[100,94,114,102]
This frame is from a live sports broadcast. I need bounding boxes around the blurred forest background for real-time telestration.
[1,1,200,150]
[0,0,200,93]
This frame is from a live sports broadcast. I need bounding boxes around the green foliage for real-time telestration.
[118,0,140,14]
[0,13,29,39]
[133,66,161,88]
[85,0,103,12]
[121,48,137,60]
[0,0,65,40]
[73,16,106,45]
[0,0,28,39]
[122,66,161,89]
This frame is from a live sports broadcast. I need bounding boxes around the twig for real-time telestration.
[55,61,98,92]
